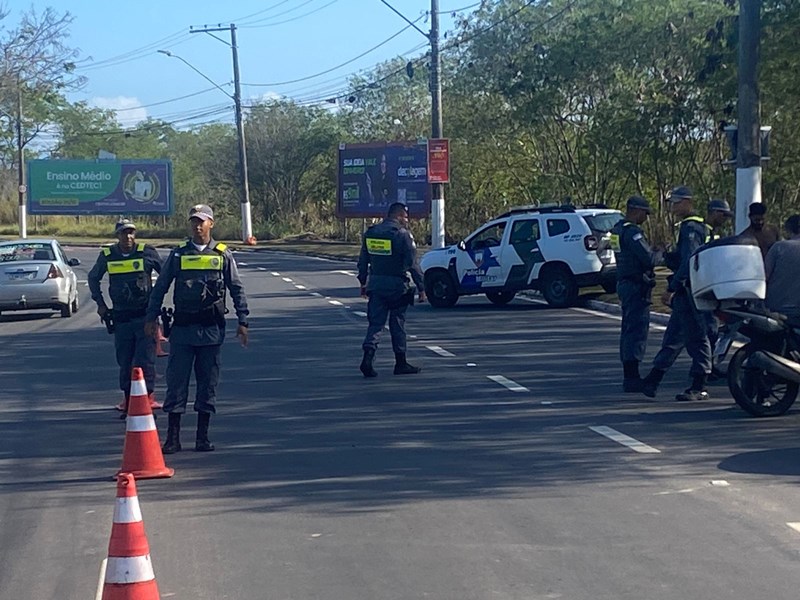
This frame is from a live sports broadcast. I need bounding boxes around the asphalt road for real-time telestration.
[2,247,800,600]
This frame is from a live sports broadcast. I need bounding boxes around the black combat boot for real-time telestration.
[641,368,666,398]
[195,411,215,452]
[162,413,182,454]
[676,374,710,402]
[360,348,377,378]
[622,361,643,393]
[393,352,421,375]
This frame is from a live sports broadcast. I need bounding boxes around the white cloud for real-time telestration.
[90,96,148,127]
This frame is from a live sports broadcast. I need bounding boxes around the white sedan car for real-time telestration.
[0,239,81,317]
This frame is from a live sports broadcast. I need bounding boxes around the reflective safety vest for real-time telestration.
[609,222,632,253]
[173,241,227,315]
[674,215,711,244]
[364,221,406,278]
[103,243,150,311]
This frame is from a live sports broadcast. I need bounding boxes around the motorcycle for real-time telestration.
[715,302,800,417]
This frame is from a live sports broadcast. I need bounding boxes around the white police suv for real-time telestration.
[421,205,622,308]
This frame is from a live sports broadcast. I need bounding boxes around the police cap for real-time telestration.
[626,195,651,214]
[668,186,693,202]
[707,198,732,216]
[189,204,214,221]
[114,219,136,234]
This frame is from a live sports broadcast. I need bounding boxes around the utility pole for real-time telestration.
[16,81,27,239]
[735,0,761,234]
[430,0,445,249]
[190,24,253,243]
[378,0,447,248]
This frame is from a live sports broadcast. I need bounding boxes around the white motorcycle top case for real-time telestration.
[690,242,766,310]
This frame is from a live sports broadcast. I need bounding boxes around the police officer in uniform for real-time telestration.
[610,196,659,392]
[88,219,163,414]
[706,198,733,241]
[145,204,249,453]
[641,186,713,400]
[357,202,426,377]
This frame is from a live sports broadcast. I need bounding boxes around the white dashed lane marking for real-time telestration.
[294,284,307,290]
[333,270,357,277]
[310,292,323,297]
[787,523,800,534]
[589,426,661,454]
[426,345,455,357]
[282,277,293,283]
[238,262,248,266]
[487,375,529,393]
[270,272,281,276]
[328,300,344,306]
[354,311,367,317]
[257,267,267,271]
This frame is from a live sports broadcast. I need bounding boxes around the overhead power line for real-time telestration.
[103,86,225,112]
[242,15,425,87]
[240,0,339,29]
[76,30,190,71]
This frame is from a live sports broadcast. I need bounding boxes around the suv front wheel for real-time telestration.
[540,265,578,308]
[425,270,459,308]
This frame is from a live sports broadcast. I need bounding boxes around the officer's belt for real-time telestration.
[173,307,222,326]
[113,308,147,322]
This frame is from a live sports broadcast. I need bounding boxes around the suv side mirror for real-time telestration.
[457,240,466,251]
[68,258,81,267]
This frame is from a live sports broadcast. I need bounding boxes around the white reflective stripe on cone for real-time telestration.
[113,497,143,524]
[126,415,156,432]
[105,555,155,584]
[129,378,148,397]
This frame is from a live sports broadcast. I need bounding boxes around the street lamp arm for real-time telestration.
[157,49,232,100]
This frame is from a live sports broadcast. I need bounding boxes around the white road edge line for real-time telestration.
[517,295,667,332]
[589,425,661,454]
[95,558,108,600]
[427,345,455,357]
[487,375,529,393]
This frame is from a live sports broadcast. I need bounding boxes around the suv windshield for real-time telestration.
[583,212,623,233]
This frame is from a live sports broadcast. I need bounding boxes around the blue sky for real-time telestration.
[5,0,473,127]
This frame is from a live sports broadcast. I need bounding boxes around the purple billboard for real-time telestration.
[337,141,430,218]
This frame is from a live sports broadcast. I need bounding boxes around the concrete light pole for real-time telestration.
[378,0,447,248]
[160,24,254,243]
[735,0,761,234]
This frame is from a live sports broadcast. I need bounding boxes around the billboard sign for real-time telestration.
[337,141,429,218]
[427,138,450,183]
[27,159,173,215]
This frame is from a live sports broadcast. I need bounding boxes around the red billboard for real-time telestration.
[427,138,450,184]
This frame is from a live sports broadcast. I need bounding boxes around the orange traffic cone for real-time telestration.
[117,367,174,480]
[102,473,161,600]
[155,324,168,358]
